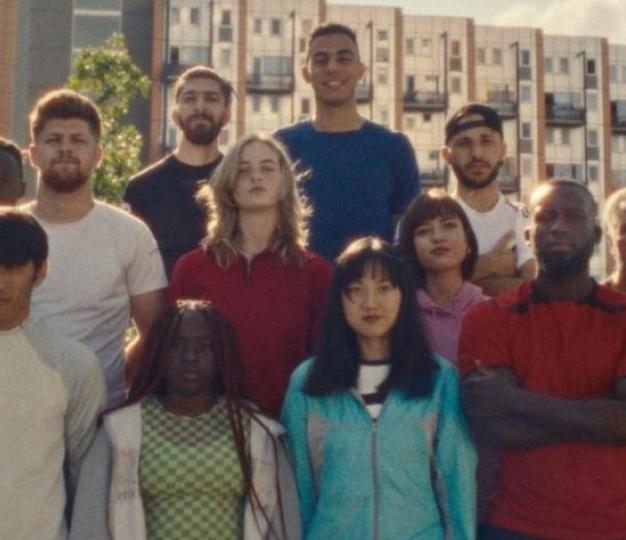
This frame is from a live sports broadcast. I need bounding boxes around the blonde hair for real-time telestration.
[198,133,311,267]
[604,187,626,236]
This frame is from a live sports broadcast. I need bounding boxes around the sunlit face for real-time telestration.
[443,119,506,190]
[30,118,102,193]
[303,32,365,107]
[341,266,402,352]
[165,311,216,399]
[0,261,46,330]
[529,185,600,279]
[233,141,284,212]
[413,215,468,277]
[173,77,230,146]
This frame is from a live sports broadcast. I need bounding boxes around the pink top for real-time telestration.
[417,281,488,367]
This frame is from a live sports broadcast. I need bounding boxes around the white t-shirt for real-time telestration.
[457,193,534,270]
[27,201,167,404]
[0,318,104,540]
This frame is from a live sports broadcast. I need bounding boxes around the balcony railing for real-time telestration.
[486,96,518,118]
[421,169,447,187]
[246,73,294,94]
[403,90,447,112]
[545,103,585,126]
[164,46,210,80]
[356,81,373,103]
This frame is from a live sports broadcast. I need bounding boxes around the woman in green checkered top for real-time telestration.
[70,300,300,540]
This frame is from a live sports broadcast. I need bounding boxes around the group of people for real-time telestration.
[1,20,626,540]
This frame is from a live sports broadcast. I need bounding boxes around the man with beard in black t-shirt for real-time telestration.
[124,66,232,277]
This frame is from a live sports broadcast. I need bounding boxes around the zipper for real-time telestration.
[371,418,380,540]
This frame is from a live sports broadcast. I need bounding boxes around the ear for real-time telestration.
[302,64,312,84]
[172,106,181,128]
[441,146,452,165]
[33,260,48,287]
[94,145,104,169]
[593,223,603,245]
[223,104,232,127]
[357,61,366,81]
[29,143,40,169]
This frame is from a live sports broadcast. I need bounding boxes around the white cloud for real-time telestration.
[494,0,626,43]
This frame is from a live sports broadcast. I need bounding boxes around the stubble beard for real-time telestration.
[41,168,90,194]
[538,235,595,280]
[452,160,503,190]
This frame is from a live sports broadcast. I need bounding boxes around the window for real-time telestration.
[492,48,502,65]
[521,122,531,139]
[588,129,598,147]
[252,95,261,113]
[544,57,553,73]
[587,94,597,112]
[546,128,554,144]
[521,49,531,66]
[520,85,531,103]
[406,116,415,129]
[301,98,310,115]
[561,129,570,145]
[559,57,569,74]
[221,10,231,26]
[450,77,461,93]
[270,96,280,113]
[380,110,389,125]
[477,48,485,65]
[299,38,306,53]
[421,39,431,54]
[586,59,596,75]
[254,17,262,34]
[613,136,621,153]
[522,157,532,176]
[169,46,180,64]
[377,69,388,85]
[406,38,415,55]
[171,7,180,24]
[378,30,388,41]
[588,165,598,181]
[449,58,463,72]
[302,19,312,34]
[423,113,432,123]
[610,64,618,83]
[220,48,231,68]
[621,66,626,83]
[376,47,389,63]
[190,7,200,25]
[271,18,281,36]
[451,40,461,56]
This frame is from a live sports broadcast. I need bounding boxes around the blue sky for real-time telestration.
[328,0,626,43]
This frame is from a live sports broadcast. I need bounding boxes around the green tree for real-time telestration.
[67,33,151,203]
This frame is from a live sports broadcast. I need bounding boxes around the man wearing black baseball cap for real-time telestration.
[443,103,536,296]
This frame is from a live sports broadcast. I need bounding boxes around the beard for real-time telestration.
[452,159,503,190]
[41,167,89,193]
[178,114,225,146]
[538,235,595,280]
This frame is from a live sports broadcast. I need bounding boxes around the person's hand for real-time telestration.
[462,363,519,419]
[485,231,516,277]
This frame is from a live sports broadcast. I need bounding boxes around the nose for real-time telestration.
[362,288,379,309]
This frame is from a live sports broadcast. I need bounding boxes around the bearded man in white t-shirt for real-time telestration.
[26,89,167,405]
[443,103,536,297]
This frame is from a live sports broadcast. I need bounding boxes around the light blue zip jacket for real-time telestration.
[281,355,476,540]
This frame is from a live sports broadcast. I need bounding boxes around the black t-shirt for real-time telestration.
[123,154,222,278]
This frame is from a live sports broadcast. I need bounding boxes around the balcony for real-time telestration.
[421,168,447,187]
[545,103,585,126]
[164,46,210,80]
[356,81,373,103]
[486,97,518,119]
[246,73,294,94]
[403,90,447,112]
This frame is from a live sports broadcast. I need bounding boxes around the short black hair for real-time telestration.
[445,102,503,144]
[0,210,48,270]
[530,178,598,217]
[0,137,23,180]
[304,237,437,398]
[398,190,479,286]
[307,22,359,57]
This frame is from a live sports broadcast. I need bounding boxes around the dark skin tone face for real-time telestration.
[163,311,218,416]
[527,183,601,300]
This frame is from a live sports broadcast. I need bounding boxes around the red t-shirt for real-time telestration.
[460,282,626,539]
[170,248,333,417]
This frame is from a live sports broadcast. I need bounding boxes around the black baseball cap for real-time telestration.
[445,103,503,144]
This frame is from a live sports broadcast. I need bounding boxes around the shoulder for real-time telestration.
[288,357,315,388]
[174,247,213,272]
[93,201,155,236]
[593,283,626,313]
[128,155,173,185]
[302,250,333,274]
[501,195,530,219]
[274,121,313,142]
[362,121,411,145]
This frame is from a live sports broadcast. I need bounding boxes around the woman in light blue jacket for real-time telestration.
[281,237,476,539]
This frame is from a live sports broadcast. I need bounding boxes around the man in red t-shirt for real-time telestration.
[460,179,626,540]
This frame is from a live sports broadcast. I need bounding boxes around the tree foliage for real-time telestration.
[67,33,150,203]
